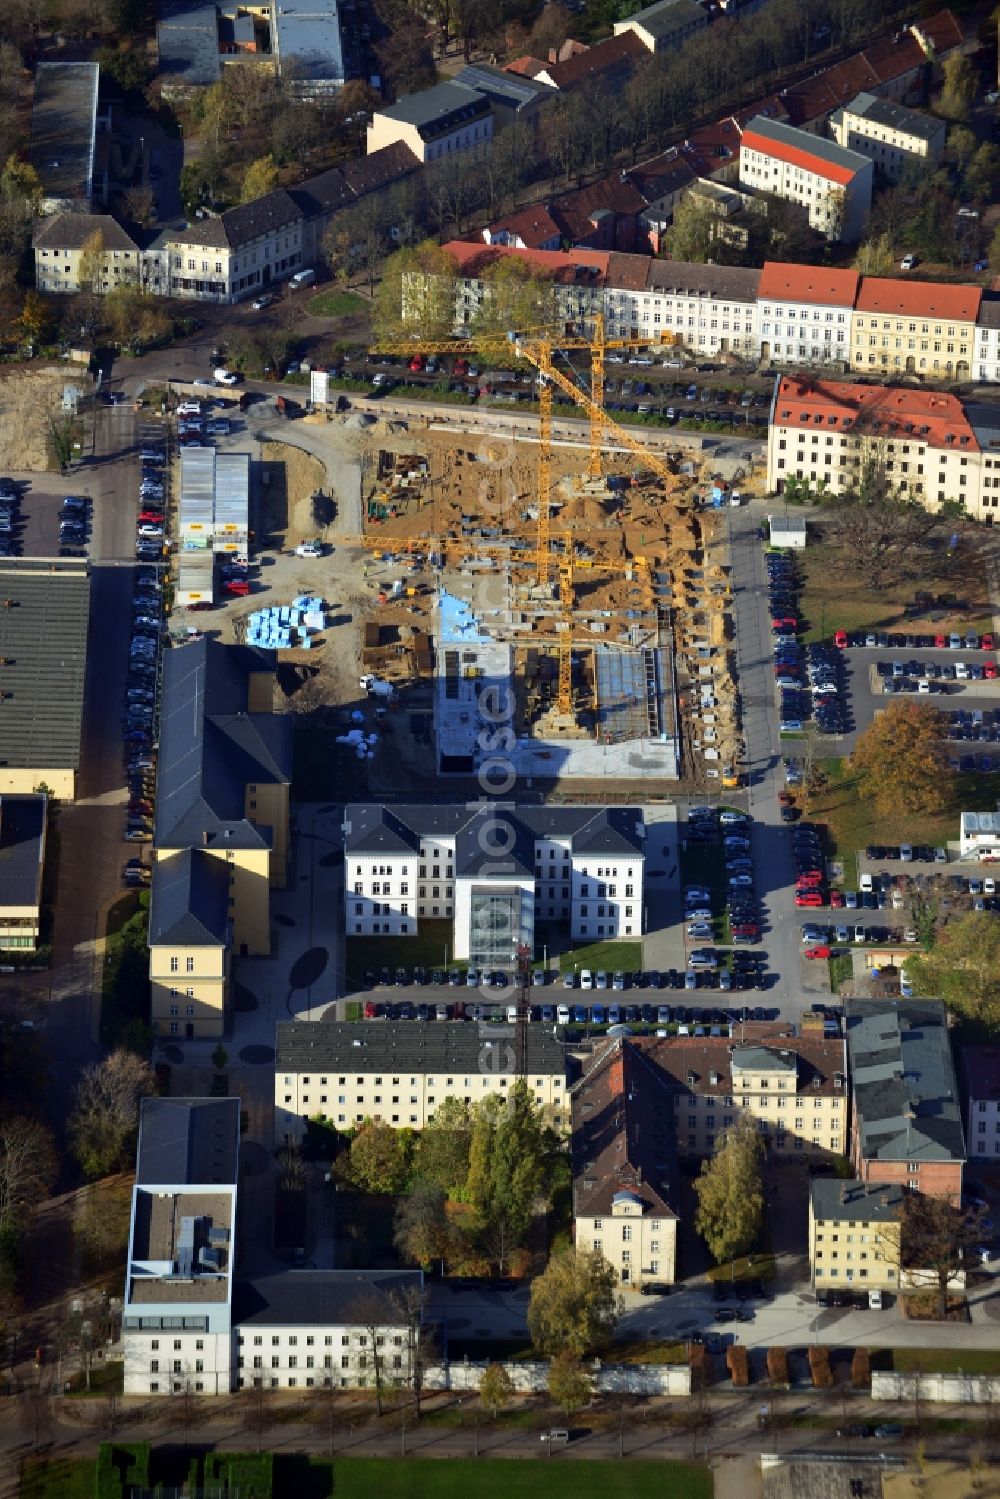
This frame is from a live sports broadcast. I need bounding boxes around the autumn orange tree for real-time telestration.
[849,700,952,818]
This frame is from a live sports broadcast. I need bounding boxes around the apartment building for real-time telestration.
[343,803,645,964]
[739,117,873,241]
[573,1037,679,1289]
[757,262,858,367]
[123,1098,240,1396]
[233,1269,423,1390]
[149,640,292,1037]
[366,82,492,164]
[829,93,945,183]
[0,794,47,952]
[441,241,609,332]
[273,1022,569,1141]
[850,278,980,380]
[961,1046,1000,1161]
[33,213,142,294]
[766,376,1000,519]
[609,257,761,358]
[613,0,707,54]
[169,188,305,302]
[975,297,1000,384]
[647,1034,849,1160]
[809,1180,903,1292]
[845,998,965,1204]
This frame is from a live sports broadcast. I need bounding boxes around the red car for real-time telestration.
[223,580,250,597]
[364,1001,377,1018]
[796,871,824,887]
[409,354,425,372]
[987,662,998,680]
[984,633,995,652]
[829,890,845,908]
[796,892,824,908]
[778,792,794,805]
[935,633,947,649]
[139,511,164,524]
[804,945,831,959]
[834,630,848,649]
[454,358,468,376]
[772,616,797,631]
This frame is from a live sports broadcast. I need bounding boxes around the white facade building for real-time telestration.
[275,1022,569,1140]
[739,116,874,242]
[607,258,761,357]
[366,82,492,164]
[975,300,1000,384]
[123,1098,240,1397]
[829,92,945,185]
[960,812,1000,861]
[756,261,858,366]
[962,1046,1000,1162]
[343,803,645,964]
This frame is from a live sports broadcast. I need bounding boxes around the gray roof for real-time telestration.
[376,81,490,141]
[978,294,1000,331]
[845,998,965,1164]
[967,403,1000,449]
[155,637,291,852]
[453,62,556,110]
[731,1044,798,1073]
[172,188,304,251]
[33,213,140,253]
[273,0,345,84]
[743,115,873,177]
[344,804,644,871]
[0,794,46,910]
[148,848,230,946]
[275,1021,568,1075]
[843,91,943,142]
[811,1178,904,1224]
[0,560,89,775]
[644,258,761,302]
[622,0,706,39]
[234,1269,422,1327]
[29,62,99,205]
[136,1097,240,1187]
[156,0,222,87]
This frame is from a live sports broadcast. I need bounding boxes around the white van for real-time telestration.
[289,268,316,290]
[580,969,593,990]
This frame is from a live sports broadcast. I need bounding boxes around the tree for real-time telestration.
[825,450,942,589]
[946,125,977,172]
[850,700,952,820]
[907,912,1000,1026]
[989,222,1000,274]
[345,1118,412,1195]
[938,54,976,122]
[68,1049,155,1178]
[240,155,279,205]
[119,185,156,229]
[0,156,40,208]
[338,193,389,296]
[0,1117,56,1230]
[393,1179,451,1268]
[372,241,458,343]
[466,1083,552,1273]
[964,143,1000,204]
[693,1116,765,1264]
[103,285,171,349]
[77,228,106,295]
[345,1289,397,1415]
[527,1246,620,1355]
[413,1094,472,1194]
[479,1360,513,1417]
[665,193,717,263]
[902,1190,988,1319]
[547,1351,592,1415]
[469,255,558,340]
[94,45,152,95]
[852,231,894,277]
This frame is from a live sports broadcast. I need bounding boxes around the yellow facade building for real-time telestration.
[149,639,292,1040]
[809,1179,903,1292]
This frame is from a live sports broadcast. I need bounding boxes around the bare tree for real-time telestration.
[0,1116,56,1229]
[69,1049,155,1178]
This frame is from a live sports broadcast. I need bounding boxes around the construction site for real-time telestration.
[335,324,745,790]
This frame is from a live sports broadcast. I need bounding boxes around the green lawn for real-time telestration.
[557,940,643,974]
[828,951,854,991]
[706,1253,776,1283]
[329,1460,711,1498]
[798,535,996,645]
[20,1458,95,1499]
[307,289,367,318]
[891,1347,1000,1375]
[345,921,461,985]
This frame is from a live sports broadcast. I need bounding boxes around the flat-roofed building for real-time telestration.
[0,559,89,801]
[850,276,980,380]
[959,811,1000,860]
[830,92,945,183]
[809,1179,903,1292]
[573,1037,679,1288]
[0,794,47,952]
[366,82,492,164]
[29,62,100,214]
[271,0,346,95]
[274,1021,569,1141]
[739,116,873,241]
[123,1098,241,1396]
[845,998,964,1203]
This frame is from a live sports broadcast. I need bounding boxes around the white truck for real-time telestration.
[359,675,395,701]
[214,368,240,385]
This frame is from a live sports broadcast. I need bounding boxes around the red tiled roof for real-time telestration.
[758,261,860,307]
[485,204,562,249]
[781,12,962,126]
[550,171,647,243]
[914,8,963,54]
[504,55,546,77]
[540,31,646,89]
[741,125,861,184]
[572,1039,678,1221]
[442,239,610,282]
[855,275,981,322]
[773,375,977,452]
